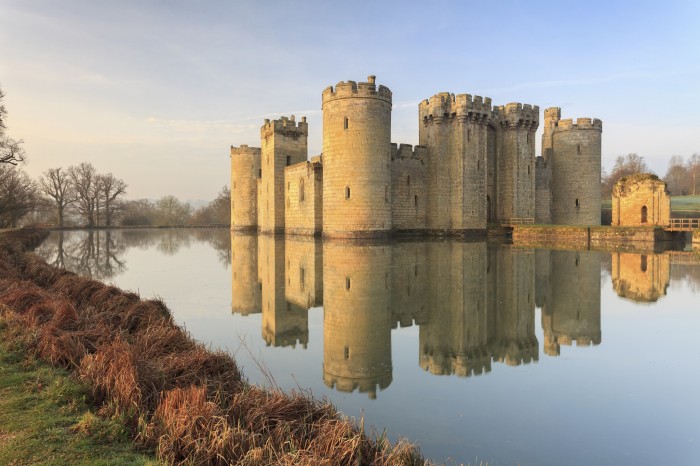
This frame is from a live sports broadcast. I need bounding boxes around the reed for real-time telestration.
[0,228,431,465]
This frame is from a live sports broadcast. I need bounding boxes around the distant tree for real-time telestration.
[120,199,157,226]
[155,195,192,226]
[0,87,25,166]
[663,156,689,196]
[0,166,39,227]
[602,153,651,196]
[68,162,99,227]
[190,186,230,225]
[99,173,127,226]
[688,153,700,196]
[39,167,75,226]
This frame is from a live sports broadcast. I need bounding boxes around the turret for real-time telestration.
[322,76,392,238]
[230,144,261,231]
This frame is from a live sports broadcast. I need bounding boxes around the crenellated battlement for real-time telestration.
[419,92,493,124]
[260,115,308,138]
[321,75,392,105]
[230,145,261,156]
[553,117,602,131]
[390,143,427,161]
[496,102,540,129]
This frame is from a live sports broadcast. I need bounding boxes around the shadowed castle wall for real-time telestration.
[419,242,490,377]
[322,77,392,237]
[322,240,392,398]
[284,236,323,308]
[259,116,308,233]
[284,160,323,235]
[230,232,261,315]
[549,110,603,225]
[390,144,428,231]
[259,235,308,348]
[230,145,261,231]
[535,157,552,224]
[544,250,602,356]
[612,252,670,302]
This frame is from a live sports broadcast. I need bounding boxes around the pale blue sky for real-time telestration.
[1,0,698,199]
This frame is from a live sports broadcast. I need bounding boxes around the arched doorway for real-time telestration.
[641,205,648,224]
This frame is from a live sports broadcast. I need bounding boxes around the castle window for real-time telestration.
[641,205,648,223]
[344,346,350,360]
[300,267,305,291]
[641,255,648,272]
[385,186,388,203]
[258,169,262,179]
[345,277,351,291]
[345,186,350,200]
[299,179,305,202]
[477,160,480,170]
[407,175,410,185]
[577,144,581,155]
[344,117,348,130]
[414,195,418,207]
[575,198,580,208]
[286,155,291,166]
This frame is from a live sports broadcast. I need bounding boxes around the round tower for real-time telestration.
[230,145,261,231]
[550,117,602,225]
[322,76,392,237]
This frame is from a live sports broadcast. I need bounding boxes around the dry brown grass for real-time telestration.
[0,228,432,466]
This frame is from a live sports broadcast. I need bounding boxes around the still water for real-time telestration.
[37,229,700,465]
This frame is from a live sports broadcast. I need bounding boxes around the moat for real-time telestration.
[37,229,700,465]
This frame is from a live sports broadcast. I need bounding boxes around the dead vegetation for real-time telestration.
[0,227,430,465]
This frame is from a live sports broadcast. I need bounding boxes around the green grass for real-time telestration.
[671,195,700,212]
[0,323,159,466]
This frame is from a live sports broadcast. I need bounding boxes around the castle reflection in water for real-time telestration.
[232,234,685,399]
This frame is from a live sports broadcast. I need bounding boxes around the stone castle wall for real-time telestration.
[549,111,603,226]
[230,145,261,231]
[259,116,308,234]
[611,174,670,227]
[390,144,427,231]
[535,156,552,224]
[322,77,392,238]
[284,160,323,236]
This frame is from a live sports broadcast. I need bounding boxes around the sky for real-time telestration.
[1,0,699,201]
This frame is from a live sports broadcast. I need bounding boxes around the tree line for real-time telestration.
[602,152,700,197]
[0,86,230,228]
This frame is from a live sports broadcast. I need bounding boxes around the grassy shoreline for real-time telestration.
[0,228,428,465]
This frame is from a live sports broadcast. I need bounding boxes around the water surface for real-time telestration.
[37,229,700,465]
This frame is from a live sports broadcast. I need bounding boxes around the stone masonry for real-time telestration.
[611,174,670,227]
[230,76,603,237]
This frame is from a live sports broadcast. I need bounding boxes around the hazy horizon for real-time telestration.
[1,0,699,200]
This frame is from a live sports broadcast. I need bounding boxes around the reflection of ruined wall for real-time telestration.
[611,174,670,227]
[390,242,428,328]
[284,237,323,308]
[231,233,261,315]
[488,246,538,366]
[612,253,670,302]
[322,241,392,398]
[284,160,323,235]
[544,250,602,356]
[420,242,490,377]
[259,235,308,348]
[390,144,428,231]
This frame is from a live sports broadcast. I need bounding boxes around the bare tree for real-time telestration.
[39,167,75,226]
[0,166,39,227]
[68,162,99,227]
[156,195,192,226]
[0,87,25,166]
[663,155,690,196]
[602,153,651,196]
[688,153,699,196]
[99,173,127,226]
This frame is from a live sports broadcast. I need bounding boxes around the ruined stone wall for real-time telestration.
[322,240,392,398]
[495,103,539,222]
[230,145,261,231]
[259,235,308,348]
[544,250,602,356]
[230,232,261,315]
[259,116,308,234]
[284,236,323,309]
[284,160,323,236]
[612,252,670,302]
[322,77,392,238]
[611,174,670,227]
[419,242,490,377]
[418,93,490,232]
[550,116,602,225]
[535,156,552,224]
[390,144,427,231]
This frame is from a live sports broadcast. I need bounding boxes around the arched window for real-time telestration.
[641,205,648,223]
[640,255,648,272]
[299,179,305,202]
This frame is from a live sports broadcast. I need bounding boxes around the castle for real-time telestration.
[230,76,603,237]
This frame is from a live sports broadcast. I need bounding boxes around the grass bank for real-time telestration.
[0,228,428,465]
[0,322,158,465]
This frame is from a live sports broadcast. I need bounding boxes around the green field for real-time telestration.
[601,196,700,212]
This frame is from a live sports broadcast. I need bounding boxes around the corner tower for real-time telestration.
[259,116,308,234]
[230,145,261,231]
[322,76,392,238]
[549,110,602,225]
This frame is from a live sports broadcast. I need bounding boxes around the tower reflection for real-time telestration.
[612,252,670,303]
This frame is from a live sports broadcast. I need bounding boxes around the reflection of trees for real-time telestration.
[670,264,700,292]
[192,229,231,267]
